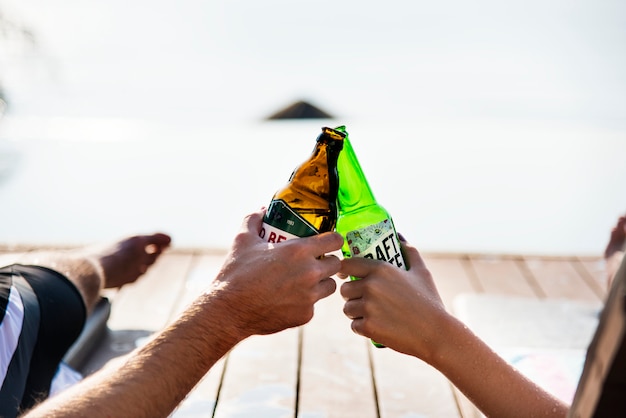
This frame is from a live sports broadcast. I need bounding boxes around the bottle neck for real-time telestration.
[286,127,344,202]
[337,133,377,214]
[320,130,343,204]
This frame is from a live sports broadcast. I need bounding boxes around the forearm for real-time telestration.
[22,213,343,418]
[23,288,245,418]
[429,315,569,418]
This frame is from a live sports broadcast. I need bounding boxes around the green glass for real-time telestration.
[335,125,407,348]
[335,125,406,269]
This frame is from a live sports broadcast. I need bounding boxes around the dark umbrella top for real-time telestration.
[266,100,334,120]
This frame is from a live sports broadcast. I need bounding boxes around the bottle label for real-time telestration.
[260,199,318,243]
[346,219,406,269]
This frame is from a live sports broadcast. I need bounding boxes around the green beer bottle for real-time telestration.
[260,126,345,243]
[335,126,406,348]
[335,125,406,271]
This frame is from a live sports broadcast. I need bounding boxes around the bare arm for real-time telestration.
[23,291,245,417]
[339,239,569,418]
[431,312,567,417]
[23,210,343,418]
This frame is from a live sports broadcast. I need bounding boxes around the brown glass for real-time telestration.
[270,127,344,233]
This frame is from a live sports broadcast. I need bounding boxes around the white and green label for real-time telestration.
[260,199,318,243]
[346,219,405,269]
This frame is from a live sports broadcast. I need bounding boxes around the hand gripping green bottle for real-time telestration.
[335,125,407,347]
[260,126,345,243]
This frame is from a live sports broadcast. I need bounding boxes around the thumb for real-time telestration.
[241,209,266,235]
[398,235,427,271]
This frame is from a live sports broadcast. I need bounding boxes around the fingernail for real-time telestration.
[398,233,407,242]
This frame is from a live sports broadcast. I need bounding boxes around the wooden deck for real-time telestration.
[0,246,609,417]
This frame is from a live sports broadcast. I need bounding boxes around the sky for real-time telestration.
[0,0,625,254]
[2,0,625,125]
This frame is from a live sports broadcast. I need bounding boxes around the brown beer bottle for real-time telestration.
[260,126,345,243]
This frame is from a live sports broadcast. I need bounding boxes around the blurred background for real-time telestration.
[0,0,625,255]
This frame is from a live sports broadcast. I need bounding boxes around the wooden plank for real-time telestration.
[0,251,28,267]
[521,257,602,303]
[170,252,227,317]
[298,288,378,418]
[574,256,608,300]
[107,252,194,330]
[81,253,194,375]
[175,252,301,417]
[468,255,536,298]
[420,255,482,418]
[170,253,228,417]
[569,259,626,417]
[171,358,227,418]
[372,347,462,418]
[461,255,540,418]
[213,329,299,418]
[465,255,607,412]
[3,245,607,416]
[422,255,478,311]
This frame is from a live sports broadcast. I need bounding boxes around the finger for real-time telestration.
[314,277,337,300]
[350,318,366,337]
[343,298,364,320]
[150,233,173,248]
[316,254,342,279]
[401,241,428,271]
[394,234,425,270]
[300,232,344,256]
[240,209,265,235]
[340,279,364,301]
[339,256,379,281]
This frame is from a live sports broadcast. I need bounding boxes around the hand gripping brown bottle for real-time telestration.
[260,126,345,243]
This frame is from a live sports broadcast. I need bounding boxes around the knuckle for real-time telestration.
[342,301,351,316]
[416,265,433,282]
[360,318,375,337]
[327,255,342,271]
[297,307,314,325]
[233,230,250,247]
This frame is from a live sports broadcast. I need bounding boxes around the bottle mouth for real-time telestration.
[318,127,345,151]
[321,126,346,141]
